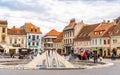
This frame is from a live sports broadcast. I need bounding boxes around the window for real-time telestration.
[32,42,35,45]
[70,32,71,36]
[37,35,39,39]
[22,38,24,44]
[113,39,117,44]
[36,42,39,46]
[32,35,35,40]
[2,28,5,33]
[29,35,31,39]
[92,39,94,45]
[104,40,106,44]
[108,39,110,44]
[99,31,103,35]
[2,36,5,42]
[10,38,12,44]
[14,38,17,44]
[94,32,97,35]
[48,44,50,47]
[95,39,97,45]
[44,44,46,47]
[35,29,37,32]
[28,42,30,46]
[108,49,110,56]
[51,44,53,47]
[100,39,102,45]
[64,40,65,44]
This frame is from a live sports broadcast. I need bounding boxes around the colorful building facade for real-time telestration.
[74,24,98,55]
[21,23,42,53]
[63,19,85,55]
[7,26,27,53]
[43,29,60,51]
[90,21,114,57]
[110,22,120,57]
[53,32,64,55]
[0,20,8,44]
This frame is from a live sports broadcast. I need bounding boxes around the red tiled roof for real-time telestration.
[25,23,42,34]
[94,23,113,31]
[75,24,99,41]
[45,29,61,36]
[90,22,114,38]
[64,21,76,30]
[54,32,63,42]
[111,23,120,36]
[103,25,116,37]
[8,27,26,35]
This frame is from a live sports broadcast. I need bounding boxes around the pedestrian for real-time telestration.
[112,53,116,60]
[99,56,103,62]
[93,52,97,64]
[83,52,87,60]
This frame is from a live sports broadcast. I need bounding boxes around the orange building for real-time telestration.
[43,29,61,51]
[53,32,64,55]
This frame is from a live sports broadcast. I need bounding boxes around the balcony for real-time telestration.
[12,44,21,47]
[0,41,6,44]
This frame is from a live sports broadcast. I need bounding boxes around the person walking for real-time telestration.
[83,52,87,60]
[93,52,97,64]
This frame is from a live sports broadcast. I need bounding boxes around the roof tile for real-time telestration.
[75,24,99,41]
[45,29,61,36]
[8,27,26,35]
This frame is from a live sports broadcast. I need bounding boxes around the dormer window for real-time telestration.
[99,31,103,35]
[100,31,103,34]
[94,32,97,35]
[115,29,119,33]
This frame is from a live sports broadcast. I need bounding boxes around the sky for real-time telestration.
[0,0,120,35]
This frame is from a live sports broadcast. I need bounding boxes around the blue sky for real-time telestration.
[0,0,120,34]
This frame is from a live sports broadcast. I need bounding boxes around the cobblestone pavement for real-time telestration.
[0,59,119,75]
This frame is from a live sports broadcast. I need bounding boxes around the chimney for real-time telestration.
[102,20,105,24]
[107,20,110,23]
[13,26,15,29]
[70,18,75,23]
[80,20,84,23]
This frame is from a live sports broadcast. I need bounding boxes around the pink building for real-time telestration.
[74,24,99,55]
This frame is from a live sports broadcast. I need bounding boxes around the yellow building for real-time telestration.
[7,26,27,54]
[110,22,120,57]
[0,20,8,53]
[0,20,8,44]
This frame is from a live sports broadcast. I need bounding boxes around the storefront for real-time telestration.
[92,47,103,56]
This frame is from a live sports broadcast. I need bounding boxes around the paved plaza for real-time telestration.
[0,59,119,75]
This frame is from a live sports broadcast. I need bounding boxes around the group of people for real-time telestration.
[76,51,103,63]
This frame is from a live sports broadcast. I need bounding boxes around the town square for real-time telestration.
[0,0,120,75]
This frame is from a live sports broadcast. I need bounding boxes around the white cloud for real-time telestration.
[0,0,120,34]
